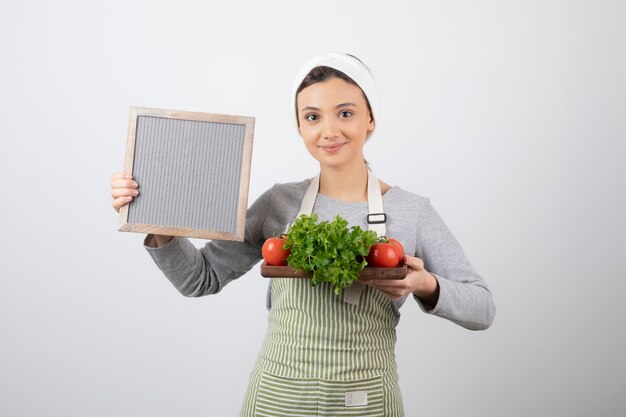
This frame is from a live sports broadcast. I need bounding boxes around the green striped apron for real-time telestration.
[241,171,405,416]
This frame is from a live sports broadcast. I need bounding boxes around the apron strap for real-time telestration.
[296,174,320,219]
[366,169,386,237]
[344,169,385,304]
[293,169,387,305]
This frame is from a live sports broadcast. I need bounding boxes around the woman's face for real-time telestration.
[296,77,374,170]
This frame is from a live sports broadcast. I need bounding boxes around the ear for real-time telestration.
[367,113,375,132]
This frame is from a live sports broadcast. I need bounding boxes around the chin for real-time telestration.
[319,156,359,170]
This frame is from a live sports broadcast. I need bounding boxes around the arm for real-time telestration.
[152,235,173,247]
[413,199,496,330]
[143,187,272,297]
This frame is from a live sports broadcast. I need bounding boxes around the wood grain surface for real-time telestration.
[260,262,408,280]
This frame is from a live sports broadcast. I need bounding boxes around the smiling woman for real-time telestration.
[110,52,495,416]
[297,77,374,174]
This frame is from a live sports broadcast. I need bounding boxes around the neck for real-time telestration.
[318,161,369,202]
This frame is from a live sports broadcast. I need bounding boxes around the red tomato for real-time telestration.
[262,237,290,266]
[366,243,401,268]
[388,238,405,264]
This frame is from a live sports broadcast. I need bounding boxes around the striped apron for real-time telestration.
[241,171,405,417]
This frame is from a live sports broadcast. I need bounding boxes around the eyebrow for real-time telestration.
[299,102,359,113]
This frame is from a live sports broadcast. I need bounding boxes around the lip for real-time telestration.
[319,142,346,153]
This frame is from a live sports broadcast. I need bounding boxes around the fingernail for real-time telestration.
[132,190,139,196]
[124,174,132,179]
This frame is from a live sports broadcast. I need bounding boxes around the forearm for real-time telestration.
[144,234,174,248]
[412,272,440,309]
[154,234,173,247]
[144,234,264,297]
[414,199,496,329]
[144,236,218,296]
[416,273,495,330]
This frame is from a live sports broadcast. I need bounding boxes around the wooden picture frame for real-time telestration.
[118,106,255,241]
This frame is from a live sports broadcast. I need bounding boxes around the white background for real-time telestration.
[1,0,625,416]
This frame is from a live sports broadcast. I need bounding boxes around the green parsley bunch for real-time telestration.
[283,213,378,295]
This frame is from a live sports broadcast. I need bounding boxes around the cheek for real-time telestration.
[299,124,318,142]
[346,123,368,140]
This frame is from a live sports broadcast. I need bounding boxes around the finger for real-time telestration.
[111,187,139,199]
[403,254,424,271]
[366,275,416,286]
[364,279,401,287]
[370,283,410,294]
[112,196,133,212]
[111,172,133,180]
[111,178,138,189]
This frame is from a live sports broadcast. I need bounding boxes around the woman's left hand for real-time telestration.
[363,254,440,306]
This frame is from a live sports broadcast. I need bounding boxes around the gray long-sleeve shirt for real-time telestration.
[145,179,495,330]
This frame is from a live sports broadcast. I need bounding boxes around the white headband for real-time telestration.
[291,53,379,131]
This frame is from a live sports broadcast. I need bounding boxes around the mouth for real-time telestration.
[319,142,347,153]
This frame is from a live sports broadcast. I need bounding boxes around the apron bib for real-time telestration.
[241,171,405,417]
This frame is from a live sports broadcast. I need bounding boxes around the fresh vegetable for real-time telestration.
[262,237,290,266]
[366,237,404,267]
[388,238,405,262]
[366,242,400,267]
[283,213,378,295]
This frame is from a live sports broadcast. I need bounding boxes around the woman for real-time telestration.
[111,53,495,416]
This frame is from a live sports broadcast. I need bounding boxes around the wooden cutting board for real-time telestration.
[260,262,408,280]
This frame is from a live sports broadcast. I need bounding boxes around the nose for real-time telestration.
[322,117,339,140]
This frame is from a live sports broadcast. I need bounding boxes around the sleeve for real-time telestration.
[142,186,272,297]
[413,199,496,330]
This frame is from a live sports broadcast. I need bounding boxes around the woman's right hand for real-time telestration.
[110,172,139,213]
[111,173,173,246]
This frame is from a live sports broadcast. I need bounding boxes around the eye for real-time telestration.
[305,113,318,122]
[339,110,353,118]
